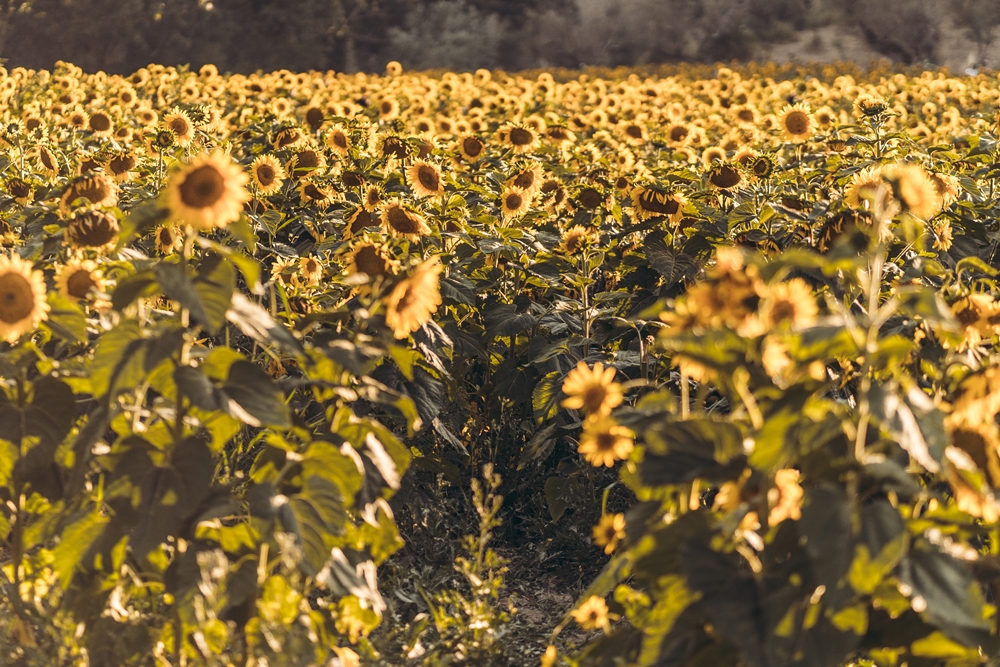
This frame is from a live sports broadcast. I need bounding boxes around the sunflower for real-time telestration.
[507,164,544,196]
[592,513,626,555]
[845,166,890,211]
[559,225,599,254]
[952,293,1000,346]
[105,150,137,182]
[288,148,326,178]
[854,93,889,118]
[571,596,610,632]
[578,415,634,468]
[274,126,305,150]
[883,162,942,220]
[759,278,818,329]
[35,146,60,179]
[5,177,31,205]
[630,186,686,224]
[345,208,376,239]
[619,121,648,146]
[135,106,158,126]
[154,225,182,255]
[707,163,745,191]
[561,361,623,415]
[250,155,286,196]
[406,160,444,198]
[457,135,485,162]
[501,123,540,154]
[347,243,396,284]
[701,146,726,167]
[325,126,351,156]
[381,200,431,239]
[362,185,383,212]
[165,151,250,230]
[66,208,119,251]
[0,253,48,343]
[499,187,530,221]
[60,174,117,215]
[299,181,336,209]
[749,154,776,180]
[88,110,113,136]
[384,257,442,339]
[779,103,814,143]
[162,109,195,146]
[297,256,323,287]
[56,259,104,300]
[546,125,576,145]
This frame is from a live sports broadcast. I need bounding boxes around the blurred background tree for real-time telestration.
[0,0,982,75]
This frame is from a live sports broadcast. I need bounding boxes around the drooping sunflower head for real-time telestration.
[288,148,325,178]
[0,253,48,343]
[165,151,250,230]
[66,208,120,251]
[381,200,431,239]
[298,181,336,209]
[630,185,687,224]
[105,150,138,182]
[273,125,305,150]
[249,155,286,196]
[707,163,745,191]
[60,174,117,215]
[347,242,397,285]
[507,163,544,196]
[384,257,442,339]
[406,160,444,198]
[362,185,383,212]
[853,93,890,119]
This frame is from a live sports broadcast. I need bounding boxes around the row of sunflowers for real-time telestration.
[1,57,1000,666]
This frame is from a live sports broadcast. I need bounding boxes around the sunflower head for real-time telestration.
[57,259,104,301]
[66,208,120,251]
[779,103,814,143]
[384,257,442,339]
[707,163,745,191]
[499,187,530,221]
[165,151,250,230]
[406,160,444,198]
[381,201,431,239]
[250,155,286,196]
[60,174,117,215]
[0,253,48,343]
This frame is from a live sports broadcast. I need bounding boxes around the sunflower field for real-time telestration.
[4,57,1000,666]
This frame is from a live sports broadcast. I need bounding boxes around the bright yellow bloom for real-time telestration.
[571,596,610,632]
[0,253,48,343]
[561,361,623,415]
[385,258,442,339]
[592,513,626,555]
[578,415,634,468]
[166,151,249,230]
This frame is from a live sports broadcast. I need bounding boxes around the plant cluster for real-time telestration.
[0,58,998,667]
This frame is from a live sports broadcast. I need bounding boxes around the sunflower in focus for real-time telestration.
[406,160,444,198]
[250,155,286,196]
[56,259,104,300]
[779,103,814,143]
[457,135,485,162]
[559,225,599,254]
[499,187,530,221]
[325,126,351,156]
[500,123,540,154]
[347,242,397,285]
[384,257,442,339]
[630,186,686,224]
[0,253,48,343]
[166,151,250,230]
[578,415,634,468]
[162,109,195,146]
[707,163,745,191]
[299,181,336,209]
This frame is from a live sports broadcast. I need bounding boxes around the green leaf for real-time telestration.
[111,270,158,312]
[90,319,146,399]
[869,384,945,473]
[226,293,303,354]
[53,508,109,590]
[641,418,745,486]
[544,476,573,522]
[221,360,290,428]
[44,292,88,343]
[286,476,347,575]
